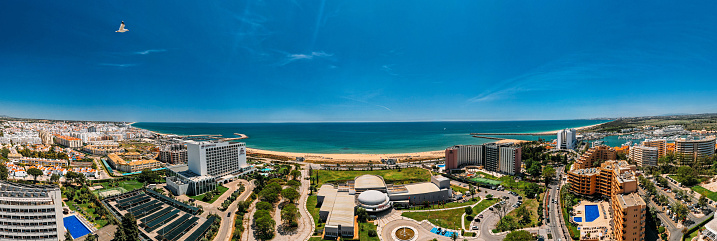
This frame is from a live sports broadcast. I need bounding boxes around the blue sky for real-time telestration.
[1,1,717,122]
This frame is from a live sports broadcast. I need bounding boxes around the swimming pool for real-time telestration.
[585,205,600,222]
[573,217,582,222]
[64,215,91,239]
[437,164,445,168]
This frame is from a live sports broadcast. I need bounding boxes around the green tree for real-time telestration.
[255,215,276,239]
[290,170,301,180]
[673,202,689,221]
[465,206,473,215]
[256,201,273,211]
[516,206,531,225]
[0,164,8,181]
[27,168,43,183]
[281,188,300,203]
[356,207,368,223]
[85,234,97,241]
[699,196,708,208]
[281,203,299,225]
[64,232,74,241]
[505,230,535,241]
[50,174,60,183]
[542,166,556,186]
[203,191,215,202]
[676,166,698,186]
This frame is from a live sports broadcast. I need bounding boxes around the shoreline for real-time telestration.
[131,121,609,162]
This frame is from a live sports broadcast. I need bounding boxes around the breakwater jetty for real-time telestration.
[469,133,549,135]
[472,135,506,140]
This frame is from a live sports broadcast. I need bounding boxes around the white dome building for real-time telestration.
[357,190,391,212]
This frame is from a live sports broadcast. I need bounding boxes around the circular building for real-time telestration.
[357,190,391,212]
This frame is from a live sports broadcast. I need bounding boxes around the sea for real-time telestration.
[132,120,612,154]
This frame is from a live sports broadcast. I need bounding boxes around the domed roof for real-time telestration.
[358,190,388,205]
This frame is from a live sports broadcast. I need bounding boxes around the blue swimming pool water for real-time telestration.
[574,217,582,222]
[437,164,445,168]
[585,205,600,222]
[64,215,91,239]
[261,168,272,172]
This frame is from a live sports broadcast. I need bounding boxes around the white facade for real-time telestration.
[557,128,577,150]
[0,181,65,241]
[187,141,247,177]
[499,146,521,175]
[452,145,484,166]
[629,146,658,167]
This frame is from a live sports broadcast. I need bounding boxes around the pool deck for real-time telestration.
[572,201,613,240]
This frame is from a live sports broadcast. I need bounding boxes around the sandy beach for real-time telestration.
[135,121,608,163]
[247,148,445,163]
[533,122,608,135]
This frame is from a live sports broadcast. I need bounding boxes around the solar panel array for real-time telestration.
[159,216,199,241]
[183,216,217,241]
[144,210,181,232]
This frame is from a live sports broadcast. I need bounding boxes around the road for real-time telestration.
[214,178,254,241]
[546,166,568,241]
[451,180,520,240]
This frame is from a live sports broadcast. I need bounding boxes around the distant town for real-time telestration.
[1,114,717,241]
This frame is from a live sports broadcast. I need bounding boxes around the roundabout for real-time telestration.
[392,226,417,241]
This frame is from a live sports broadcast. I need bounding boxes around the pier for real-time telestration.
[469,132,552,135]
[472,135,506,140]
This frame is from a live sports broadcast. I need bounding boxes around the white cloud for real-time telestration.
[280,51,334,65]
[99,63,137,68]
[134,49,166,55]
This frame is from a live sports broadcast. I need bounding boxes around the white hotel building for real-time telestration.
[167,141,253,196]
[557,128,577,150]
[0,181,65,241]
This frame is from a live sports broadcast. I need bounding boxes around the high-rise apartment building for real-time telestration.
[557,128,577,150]
[444,143,521,175]
[444,145,484,169]
[158,144,188,164]
[629,146,658,167]
[499,145,522,175]
[675,137,716,163]
[574,145,616,169]
[0,181,65,241]
[568,160,637,196]
[642,139,666,158]
[613,193,646,241]
[567,159,645,241]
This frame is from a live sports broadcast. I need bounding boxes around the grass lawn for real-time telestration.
[308,237,323,241]
[498,176,539,198]
[189,185,229,204]
[65,200,109,228]
[359,222,379,241]
[401,207,465,230]
[474,171,499,180]
[94,179,144,193]
[407,197,481,210]
[692,185,717,201]
[307,195,322,231]
[505,198,540,228]
[451,185,468,194]
[473,198,499,214]
[317,167,431,186]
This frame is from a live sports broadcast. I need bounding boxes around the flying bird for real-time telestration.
[115,21,129,33]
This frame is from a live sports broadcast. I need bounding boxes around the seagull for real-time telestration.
[115,21,129,33]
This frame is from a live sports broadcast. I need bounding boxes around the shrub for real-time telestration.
[368,230,377,237]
